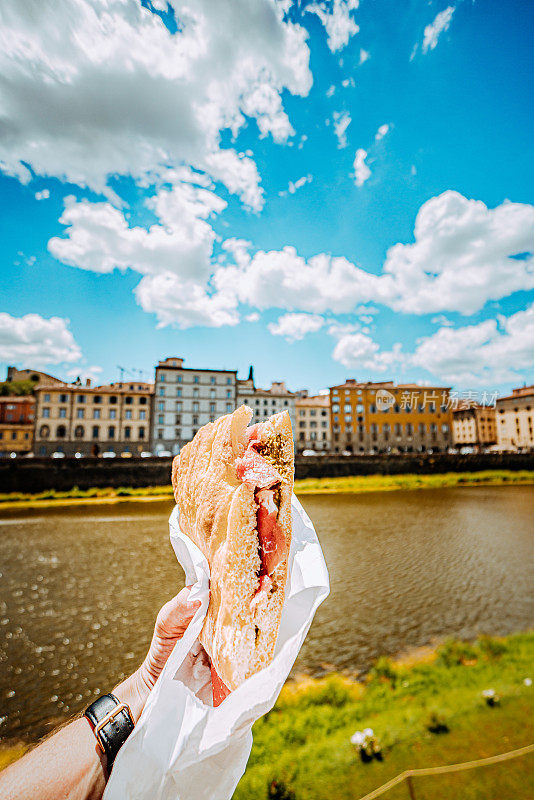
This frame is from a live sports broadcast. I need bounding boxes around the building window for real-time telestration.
[77,408,84,419]
[92,426,99,439]
[160,373,166,382]
[124,426,131,440]
[175,414,181,424]
[210,403,215,413]
[177,375,182,383]
[44,393,50,402]
[59,393,68,403]
[139,396,147,405]
[94,409,101,419]
[77,395,85,403]
[125,409,132,420]
[407,423,414,435]
[94,395,102,404]
[56,424,66,438]
[110,395,117,404]
[210,389,216,398]
[442,423,449,433]
[40,425,50,438]
[395,423,402,436]
[193,401,199,412]
[158,415,164,424]
[226,391,231,399]
[370,404,377,413]
[139,427,145,439]
[74,425,84,438]
[108,425,115,439]
[193,415,199,425]
[11,431,16,440]
[125,396,133,405]
[226,403,232,412]
[193,376,199,384]
[157,429,163,440]
[175,427,181,438]
[177,388,182,397]
[42,407,50,418]
[59,407,67,418]
[210,376,215,384]
[193,388,199,398]
[226,377,232,385]
[159,388,165,397]
[110,409,116,420]
[139,410,146,420]
[419,423,425,435]
[299,432,305,441]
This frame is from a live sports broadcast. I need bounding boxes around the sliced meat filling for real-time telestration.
[235,424,287,598]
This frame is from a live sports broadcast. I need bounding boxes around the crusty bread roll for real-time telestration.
[172,405,294,694]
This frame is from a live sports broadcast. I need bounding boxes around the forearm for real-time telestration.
[0,670,148,800]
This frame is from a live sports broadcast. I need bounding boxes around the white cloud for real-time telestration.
[65,364,103,382]
[135,273,239,328]
[0,313,82,368]
[353,148,371,186]
[380,191,534,314]
[288,174,313,194]
[268,313,324,341]
[245,312,260,322]
[215,247,382,314]
[326,84,336,98]
[331,329,404,372]
[422,6,455,54]
[35,189,50,200]
[375,123,389,141]
[341,77,355,88]
[359,48,370,64]
[431,315,453,326]
[412,303,534,384]
[333,111,352,148]
[0,0,312,209]
[307,0,359,52]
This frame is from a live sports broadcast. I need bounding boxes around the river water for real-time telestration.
[0,486,533,743]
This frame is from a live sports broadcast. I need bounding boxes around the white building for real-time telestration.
[237,368,297,438]
[295,391,331,452]
[150,357,237,454]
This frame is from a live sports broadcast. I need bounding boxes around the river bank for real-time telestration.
[0,469,533,509]
[2,632,533,796]
[235,631,534,800]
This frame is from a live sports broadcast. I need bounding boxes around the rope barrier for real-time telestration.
[356,742,534,800]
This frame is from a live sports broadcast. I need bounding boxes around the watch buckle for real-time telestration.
[94,702,131,752]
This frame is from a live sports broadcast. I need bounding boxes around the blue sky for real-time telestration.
[0,0,533,395]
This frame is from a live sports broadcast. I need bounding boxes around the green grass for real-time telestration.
[1,470,533,508]
[234,632,534,800]
[294,470,534,495]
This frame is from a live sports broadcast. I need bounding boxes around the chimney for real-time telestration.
[85,378,92,387]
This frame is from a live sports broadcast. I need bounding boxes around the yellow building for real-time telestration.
[33,380,153,457]
[0,423,33,454]
[452,404,496,449]
[329,379,453,454]
[295,392,330,452]
[496,386,534,452]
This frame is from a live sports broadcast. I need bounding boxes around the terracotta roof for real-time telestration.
[296,394,330,407]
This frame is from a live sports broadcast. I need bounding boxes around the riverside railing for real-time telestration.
[356,742,534,800]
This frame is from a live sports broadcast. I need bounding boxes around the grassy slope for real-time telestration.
[1,471,533,509]
[234,633,534,800]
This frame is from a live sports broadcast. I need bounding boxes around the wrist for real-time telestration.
[113,669,150,723]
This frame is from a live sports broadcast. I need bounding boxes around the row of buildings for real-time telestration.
[1,362,533,457]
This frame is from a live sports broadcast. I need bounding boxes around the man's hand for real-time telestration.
[138,586,201,692]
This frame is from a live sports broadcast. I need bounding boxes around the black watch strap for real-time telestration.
[84,693,134,768]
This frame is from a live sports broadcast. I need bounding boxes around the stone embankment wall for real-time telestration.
[1,453,533,494]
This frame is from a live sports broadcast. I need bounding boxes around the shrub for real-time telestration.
[267,780,296,800]
[437,638,478,667]
[477,635,507,660]
[425,709,449,733]
[370,657,398,685]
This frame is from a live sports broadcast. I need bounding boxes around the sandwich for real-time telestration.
[172,405,294,705]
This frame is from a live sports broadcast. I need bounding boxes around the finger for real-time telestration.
[157,587,201,636]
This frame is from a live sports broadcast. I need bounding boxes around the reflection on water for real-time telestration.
[0,486,533,742]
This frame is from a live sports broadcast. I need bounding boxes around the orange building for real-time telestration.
[0,397,35,455]
[329,379,453,454]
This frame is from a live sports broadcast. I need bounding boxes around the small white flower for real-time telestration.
[350,731,365,746]
[482,689,495,698]
[524,678,532,687]
[363,727,374,737]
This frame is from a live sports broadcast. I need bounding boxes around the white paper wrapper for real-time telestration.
[104,493,329,800]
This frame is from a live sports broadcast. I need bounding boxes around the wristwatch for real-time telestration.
[84,693,135,769]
